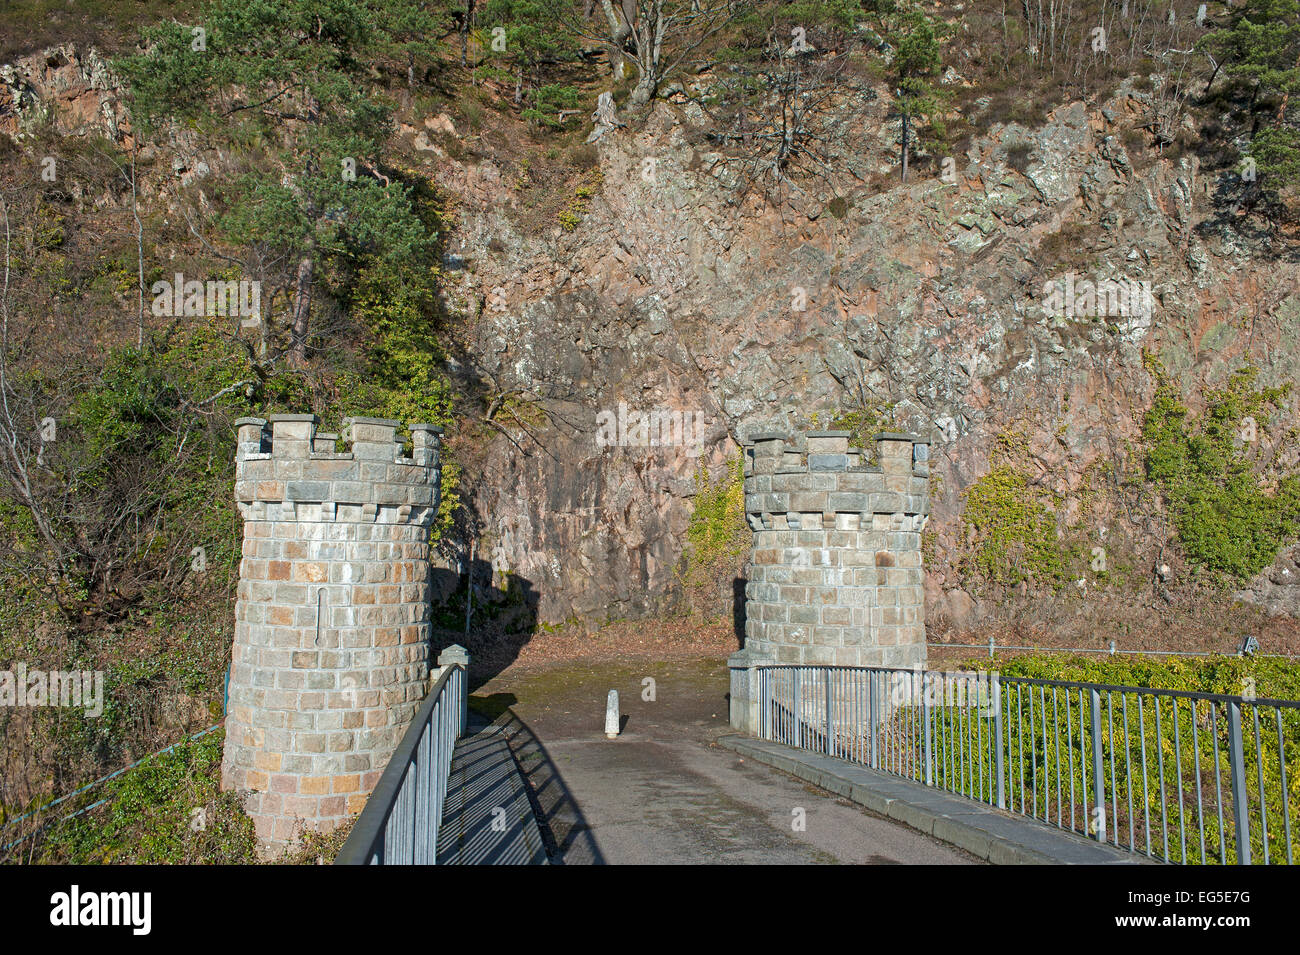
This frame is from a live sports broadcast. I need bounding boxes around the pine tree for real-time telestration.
[117,0,448,367]
[1202,0,1300,202]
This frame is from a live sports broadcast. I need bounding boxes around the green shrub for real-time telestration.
[683,451,748,606]
[521,85,583,129]
[960,437,1076,588]
[1143,361,1300,582]
[40,730,258,864]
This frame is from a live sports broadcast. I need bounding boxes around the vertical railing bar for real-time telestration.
[418,718,429,865]
[994,674,1005,810]
[1252,705,1268,866]
[1066,687,1076,833]
[855,670,861,764]
[1211,703,1226,863]
[1155,696,1169,862]
[961,677,969,798]
[1138,695,1150,858]
[912,672,918,779]
[977,675,982,805]
[1275,708,1292,866]
[1029,683,1039,819]
[1122,693,1134,852]
[1017,683,1026,815]
[891,670,897,773]
[794,668,802,751]
[923,672,933,785]
[1052,687,1062,829]
[1172,697,1186,863]
[973,675,981,802]
[1227,699,1251,865]
[946,675,956,795]
[1090,687,1105,844]
[1191,698,1206,864]
[1106,692,1119,848]
[970,677,977,800]
[1039,685,1049,822]
[868,669,877,770]
[824,668,832,757]
[967,675,977,805]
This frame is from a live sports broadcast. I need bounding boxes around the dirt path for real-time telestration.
[471,655,979,865]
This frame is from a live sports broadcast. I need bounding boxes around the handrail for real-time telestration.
[753,663,1300,708]
[757,663,1300,865]
[335,660,466,865]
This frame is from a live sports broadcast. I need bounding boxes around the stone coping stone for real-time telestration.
[267,413,320,422]
[747,432,790,443]
[343,416,402,427]
[768,465,884,474]
[875,431,930,443]
[717,736,1149,865]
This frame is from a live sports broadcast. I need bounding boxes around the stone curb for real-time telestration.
[717,735,1150,865]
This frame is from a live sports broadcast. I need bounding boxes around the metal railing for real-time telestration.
[758,665,1300,864]
[928,638,1299,660]
[335,661,467,865]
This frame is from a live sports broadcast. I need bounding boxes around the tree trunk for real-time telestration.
[631,73,655,104]
[901,109,910,182]
[599,0,632,80]
[1276,51,1300,123]
[290,254,313,367]
[460,0,476,68]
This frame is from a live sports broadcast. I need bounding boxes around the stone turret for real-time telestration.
[221,414,442,851]
[742,430,930,669]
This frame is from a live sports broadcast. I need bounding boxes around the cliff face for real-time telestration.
[9,44,1297,633]
[0,44,128,140]
[435,85,1300,630]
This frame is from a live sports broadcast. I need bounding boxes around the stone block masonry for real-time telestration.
[221,413,442,852]
[742,431,930,670]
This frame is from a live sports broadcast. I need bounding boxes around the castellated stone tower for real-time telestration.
[221,413,441,850]
[742,430,930,669]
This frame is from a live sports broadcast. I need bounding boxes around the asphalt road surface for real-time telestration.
[470,656,978,865]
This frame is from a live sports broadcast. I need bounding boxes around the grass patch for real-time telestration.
[34,729,258,864]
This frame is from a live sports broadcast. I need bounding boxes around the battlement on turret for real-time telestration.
[743,431,929,530]
[233,415,442,523]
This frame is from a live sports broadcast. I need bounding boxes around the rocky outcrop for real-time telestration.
[436,82,1300,627]
[0,44,128,140]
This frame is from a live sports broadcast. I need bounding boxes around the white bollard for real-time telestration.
[605,689,620,739]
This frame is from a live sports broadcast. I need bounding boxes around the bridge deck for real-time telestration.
[437,718,549,865]
[469,657,978,864]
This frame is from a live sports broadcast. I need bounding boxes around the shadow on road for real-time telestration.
[470,695,605,865]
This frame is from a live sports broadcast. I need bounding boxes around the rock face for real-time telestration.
[743,431,930,668]
[439,88,1300,628]
[0,45,128,140]
[9,43,1294,630]
[1236,544,1300,619]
